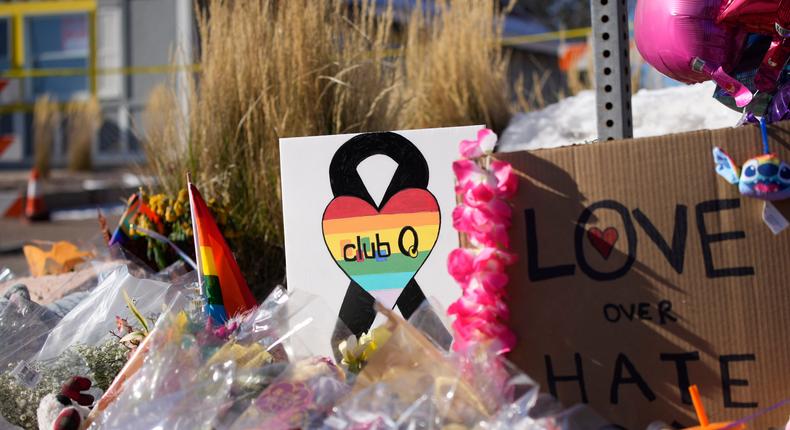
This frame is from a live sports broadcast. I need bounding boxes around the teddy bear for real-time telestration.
[36,376,95,430]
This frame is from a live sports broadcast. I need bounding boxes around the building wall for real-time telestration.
[97,0,185,163]
[0,0,192,168]
[128,0,177,107]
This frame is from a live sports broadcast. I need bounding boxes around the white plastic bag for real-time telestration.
[36,266,171,362]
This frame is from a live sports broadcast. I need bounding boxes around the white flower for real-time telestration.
[478,129,498,154]
[339,334,368,366]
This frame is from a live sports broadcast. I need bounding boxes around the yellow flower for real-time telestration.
[173,201,185,217]
[177,189,188,203]
[171,311,189,337]
[136,216,151,235]
[148,194,170,217]
[165,207,176,223]
[148,194,162,206]
[360,325,391,357]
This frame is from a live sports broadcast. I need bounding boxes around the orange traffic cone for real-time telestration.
[25,168,49,221]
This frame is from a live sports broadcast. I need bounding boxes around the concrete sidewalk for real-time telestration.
[0,215,120,276]
[0,168,141,276]
[0,167,153,212]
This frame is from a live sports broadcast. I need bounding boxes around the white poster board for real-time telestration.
[280,126,481,324]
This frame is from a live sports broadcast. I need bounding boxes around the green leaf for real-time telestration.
[122,289,150,335]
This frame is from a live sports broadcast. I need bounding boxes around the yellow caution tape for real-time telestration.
[0,25,592,114]
[501,27,591,47]
[0,64,200,79]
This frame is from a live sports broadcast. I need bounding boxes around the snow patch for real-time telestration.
[498,81,744,152]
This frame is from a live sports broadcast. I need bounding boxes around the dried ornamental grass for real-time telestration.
[144,0,517,294]
[65,97,100,172]
[32,95,59,179]
[398,0,513,132]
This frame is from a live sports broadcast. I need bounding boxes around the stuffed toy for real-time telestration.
[37,376,95,430]
[713,118,790,201]
[713,148,790,200]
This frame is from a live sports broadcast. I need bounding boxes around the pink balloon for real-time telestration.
[635,0,753,106]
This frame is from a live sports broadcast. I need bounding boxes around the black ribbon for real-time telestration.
[327,132,432,336]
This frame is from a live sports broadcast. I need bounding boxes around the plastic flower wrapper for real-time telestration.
[322,381,437,429]
[478,392,613,430]
[0,297,131,428]
[0,287,61,370]
[457,345,614,430]
[211,363,290,430]
[0,269,193,428]
[0,261,131,370]
[34,265,182,362]
[0,267,13,283]
[335,298,451,377]
[329,304,493,429]
[219,288,354,428]
[404,297,453,352]
[233,287,343,362]
[88,286,342,428]
[204,331,284,428]
[87,307,237,430]
[228,356,349,430]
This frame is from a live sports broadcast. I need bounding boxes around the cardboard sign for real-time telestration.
[499,122,790,429]
[280,126,480,334]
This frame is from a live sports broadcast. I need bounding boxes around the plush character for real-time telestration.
[37,376,95,430]
[713,146,790,200]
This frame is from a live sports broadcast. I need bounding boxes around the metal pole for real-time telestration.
[88,10,97,96]
[591,0,633,141]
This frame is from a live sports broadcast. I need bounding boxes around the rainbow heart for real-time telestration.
[322,188,440,306]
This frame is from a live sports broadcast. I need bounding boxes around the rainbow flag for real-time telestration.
[188,180,256,323]
[322,188,440,306]
[109,193,162,246]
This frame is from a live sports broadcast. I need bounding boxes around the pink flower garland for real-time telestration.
[447,128,518,355]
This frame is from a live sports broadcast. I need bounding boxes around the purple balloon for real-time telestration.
[746,81,790,124]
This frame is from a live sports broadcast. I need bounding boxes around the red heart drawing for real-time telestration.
[587,227,618,260]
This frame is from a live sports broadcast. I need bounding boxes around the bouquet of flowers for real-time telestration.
[110,189,237,271]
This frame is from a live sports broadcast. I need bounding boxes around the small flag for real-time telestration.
[187,176,256,323]
[109,193,163,246]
